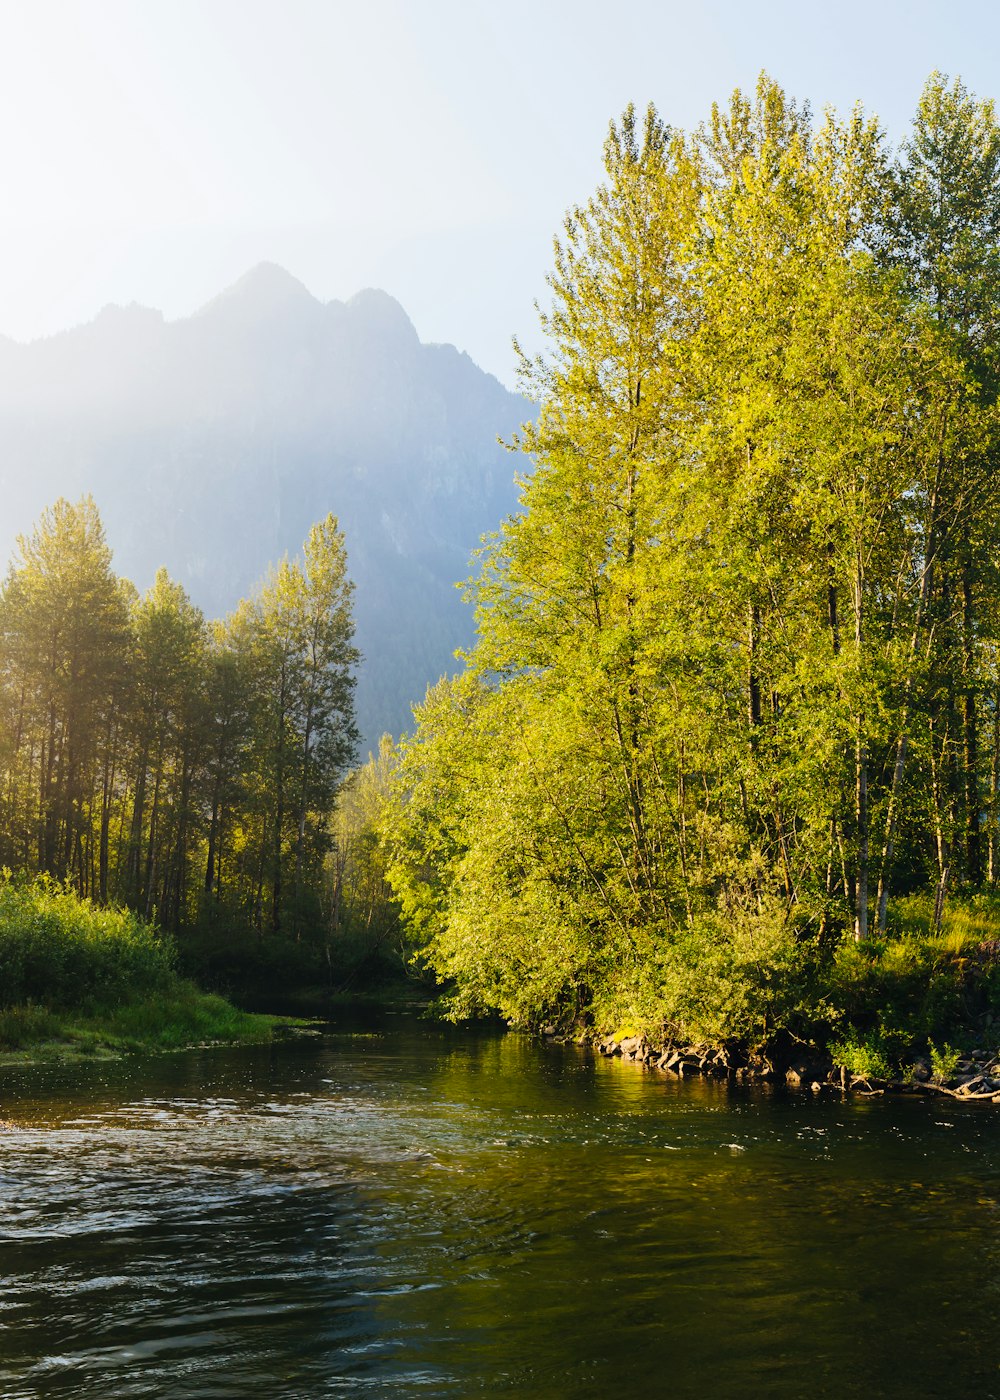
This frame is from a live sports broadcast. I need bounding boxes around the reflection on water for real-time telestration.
[0,1015,997,1397]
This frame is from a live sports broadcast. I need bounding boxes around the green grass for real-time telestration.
[823,893,1000,1073]
[76,984,280,1051]
[889,891,1000,953]
[0,875,282,1061]
[0,984,282,1061]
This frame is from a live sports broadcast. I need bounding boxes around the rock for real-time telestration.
[910,1058,931,1082]
[787,1054,831,1085]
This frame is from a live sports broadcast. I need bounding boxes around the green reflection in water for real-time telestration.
[0,1017,996,1397]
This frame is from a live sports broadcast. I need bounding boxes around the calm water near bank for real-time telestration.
[0,1010,997,1398]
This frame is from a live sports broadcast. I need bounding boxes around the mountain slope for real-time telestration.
[0,264,527,749]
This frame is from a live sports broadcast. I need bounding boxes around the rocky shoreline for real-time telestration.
[582,1034,1000,1104]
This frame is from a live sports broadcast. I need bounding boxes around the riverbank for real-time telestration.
[515,900,1000,1105]
[0,876,292,1064]
[0,983,287,1065]
[587,1031,1000,1104]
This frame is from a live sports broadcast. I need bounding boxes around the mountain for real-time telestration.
[0,264,528,750]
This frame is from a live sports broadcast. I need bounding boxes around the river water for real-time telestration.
[0,1010,997,1398]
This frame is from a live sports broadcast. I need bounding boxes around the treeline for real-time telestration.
[0,497,357,942]
[385,73,1000,1048]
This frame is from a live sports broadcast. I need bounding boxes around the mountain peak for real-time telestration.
[197,262,318,321]
[344,287,419,346]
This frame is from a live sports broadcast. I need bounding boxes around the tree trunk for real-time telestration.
[962,559,982,883]
[876,479,940,932]
[989,679,1000,885]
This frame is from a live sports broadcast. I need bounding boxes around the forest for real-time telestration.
[383,73,1000,1068]
[0,498,361,1007]
[3,71,1000,1075]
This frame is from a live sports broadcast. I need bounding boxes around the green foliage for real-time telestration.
[929,1040,962,1084]
[327,735,404,982]
[826,929,971,1050]
[828,1030,892,1082]
[0,1004,62,1049]
[0,875,274,1055]
[385,72,1000,1058]
[0,874,175,1010]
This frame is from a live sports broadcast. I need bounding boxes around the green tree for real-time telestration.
[0,497,128,888]
[241,515,359,937]
[121,569,209,922]
[388,73,1000,1047]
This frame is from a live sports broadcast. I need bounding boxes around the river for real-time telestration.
[0,1009,997,1398]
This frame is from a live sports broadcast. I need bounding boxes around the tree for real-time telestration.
[0,497,128,888]
[387,73,1000,1045]
[238,515,359,937]
[122,569,209,922]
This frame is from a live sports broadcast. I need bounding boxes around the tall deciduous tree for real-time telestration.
[386,73,1000,1041]
[0,497,128,887]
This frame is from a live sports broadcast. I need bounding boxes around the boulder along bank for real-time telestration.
[555,1033,1000,1104]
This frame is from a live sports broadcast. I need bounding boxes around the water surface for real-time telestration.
[0,1012,997,1397]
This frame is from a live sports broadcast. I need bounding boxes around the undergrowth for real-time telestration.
[0,874,277,1057]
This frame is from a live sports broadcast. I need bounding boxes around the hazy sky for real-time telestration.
[3,0,1000,385]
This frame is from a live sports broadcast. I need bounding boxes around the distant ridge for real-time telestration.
[0,265,527,749]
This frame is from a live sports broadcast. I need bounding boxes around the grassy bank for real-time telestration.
[0,875,280,1061]
[821,895,1000,1080]
[551,893,1000,1083]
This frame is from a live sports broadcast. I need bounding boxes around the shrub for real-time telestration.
[0,874,175,1012]
[829,1029,892,1081]
[929,1040,962,1084]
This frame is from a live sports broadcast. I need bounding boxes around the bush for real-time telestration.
[929,1040,962,1084]
[829,1029,892,1081]
[826,930,968,1050]
[584,898,828,1053]
[0,1004,62,1048]
[0,874,175,1011]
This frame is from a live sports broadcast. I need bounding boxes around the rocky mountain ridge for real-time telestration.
[0,263,528,749]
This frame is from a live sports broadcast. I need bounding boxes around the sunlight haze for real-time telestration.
[2,0,999,383]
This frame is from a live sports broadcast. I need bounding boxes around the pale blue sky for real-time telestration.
[1,0,997,384]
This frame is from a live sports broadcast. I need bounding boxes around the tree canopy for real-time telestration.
[385,73,1000,1048]
[0,500,358,946]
